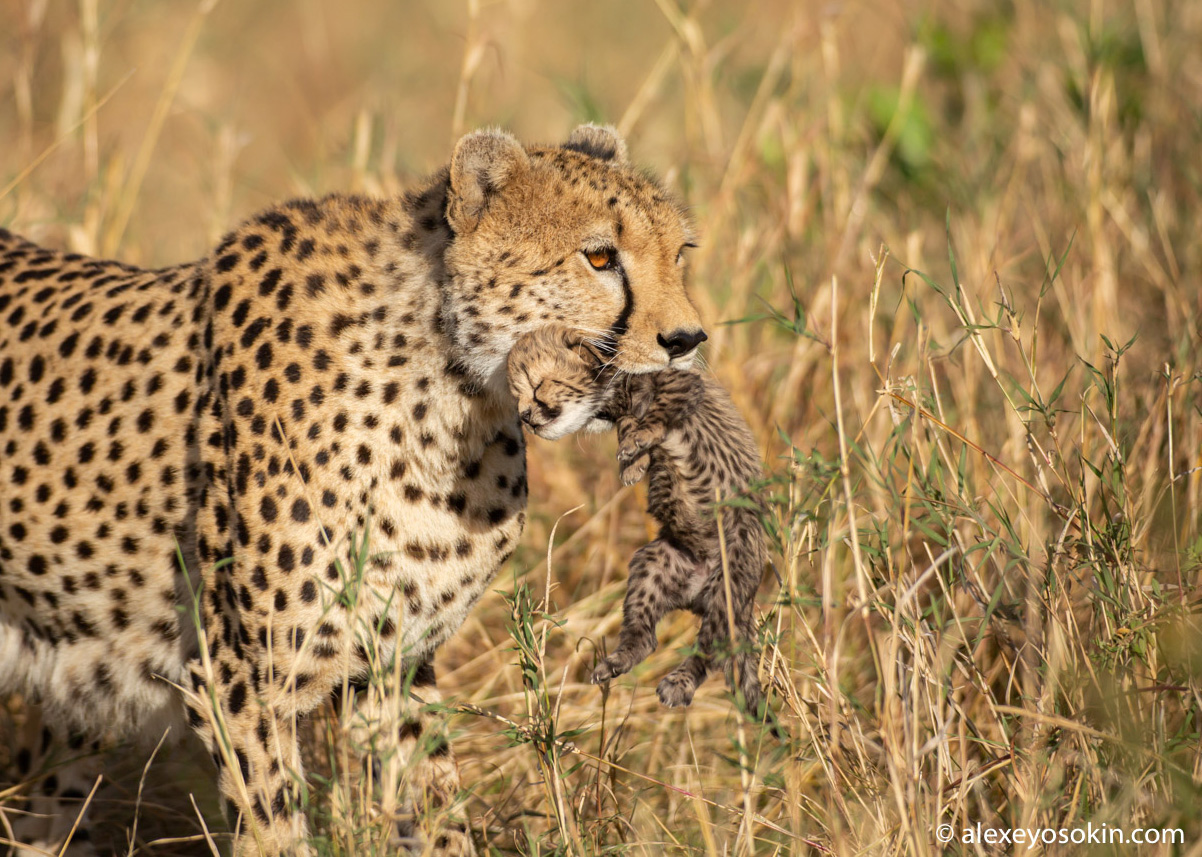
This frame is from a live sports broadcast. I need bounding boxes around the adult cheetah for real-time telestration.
[0,125,706,856]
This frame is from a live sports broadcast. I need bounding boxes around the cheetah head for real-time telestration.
[442,125,706,383]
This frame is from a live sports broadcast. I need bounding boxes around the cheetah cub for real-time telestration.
[508,326,768,715]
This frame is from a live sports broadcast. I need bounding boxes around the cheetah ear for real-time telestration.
[448,128,530,234]
[563,124,628,164]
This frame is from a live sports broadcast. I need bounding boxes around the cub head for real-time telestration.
[443,125,706,382]
[506,325,617,440]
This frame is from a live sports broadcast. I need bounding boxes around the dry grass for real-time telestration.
[3,0,1202,854]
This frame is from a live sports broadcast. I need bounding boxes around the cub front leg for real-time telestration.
[592,540,700,684]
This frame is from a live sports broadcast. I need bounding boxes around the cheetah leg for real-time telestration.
[4,708,102,857]
[592,541,698,684]
[183,663,309,857]
[334,661,475,856]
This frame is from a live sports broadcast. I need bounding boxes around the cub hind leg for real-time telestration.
[657,575,764,715]
[592,541,701,685]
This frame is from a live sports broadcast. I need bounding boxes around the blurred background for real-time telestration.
[3,0,1201,854]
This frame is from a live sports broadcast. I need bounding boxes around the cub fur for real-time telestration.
[507,325,767,714]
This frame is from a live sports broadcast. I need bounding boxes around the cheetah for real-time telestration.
[0,125,707,856]
[507,325,767,716]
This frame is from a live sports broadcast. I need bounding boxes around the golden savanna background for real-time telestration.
[3,0,1202,854]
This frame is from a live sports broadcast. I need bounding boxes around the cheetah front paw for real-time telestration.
[656,672,698,708]
[426,825,478,857]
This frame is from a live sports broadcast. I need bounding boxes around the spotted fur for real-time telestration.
[507,325,768,716]
[0,125,706,856]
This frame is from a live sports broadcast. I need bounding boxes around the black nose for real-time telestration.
[657,328,707,358]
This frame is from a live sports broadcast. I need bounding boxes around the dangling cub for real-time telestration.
[508,325,768,715]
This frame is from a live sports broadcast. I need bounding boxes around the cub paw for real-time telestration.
[738,680,766,721]
[616,425,661,465]
[656,672,698,708]
[618,453,650,486]
[592,652,635,684]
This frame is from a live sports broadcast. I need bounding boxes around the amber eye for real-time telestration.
[585,248,616,271]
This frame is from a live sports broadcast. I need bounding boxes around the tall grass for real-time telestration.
[2,0,1200,854]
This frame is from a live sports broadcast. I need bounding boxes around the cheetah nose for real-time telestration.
[658,328,708,359]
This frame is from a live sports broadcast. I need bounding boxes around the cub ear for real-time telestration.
[448,128,530,233]
[563,123,628,164]
[624,373,658,419]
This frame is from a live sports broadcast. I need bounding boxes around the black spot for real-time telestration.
[259,268,282,295]
[227,681,247,716]
[330,314,355,336]
[240,317,270,349]
[46,378,65,404]
[231,299,251,327]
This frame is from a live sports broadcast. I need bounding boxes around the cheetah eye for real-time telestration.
[584,248,617,271]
